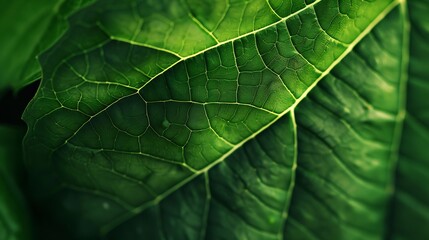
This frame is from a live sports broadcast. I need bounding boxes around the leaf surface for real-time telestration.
[284,6,407,239]
[106,4,408,240]
[390,1,429,239]
[21,0,407,238]
[108,114,296,239]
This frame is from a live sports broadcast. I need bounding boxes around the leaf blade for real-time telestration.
[390,0,429,239]
[284,5,407,239]
[22,0,402,236]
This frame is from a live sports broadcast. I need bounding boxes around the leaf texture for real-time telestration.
[20,0,415,239]
[109,4,407,240]
[108,115,296,239]
[390,0,429,239]
[284,6,407,239]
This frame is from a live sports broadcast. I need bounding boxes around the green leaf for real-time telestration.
[20,0,429,239]
[108,4,408,240]
[0,125,32,240]
[284,5,407,239]
[98,115,296,239]
[0,0,96,91]
[390,0,429,239]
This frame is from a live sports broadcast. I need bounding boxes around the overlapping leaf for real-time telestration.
[0,0,96,90]
[0,126,31,240]
[390,1,429,239]
[284,6,407,239]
